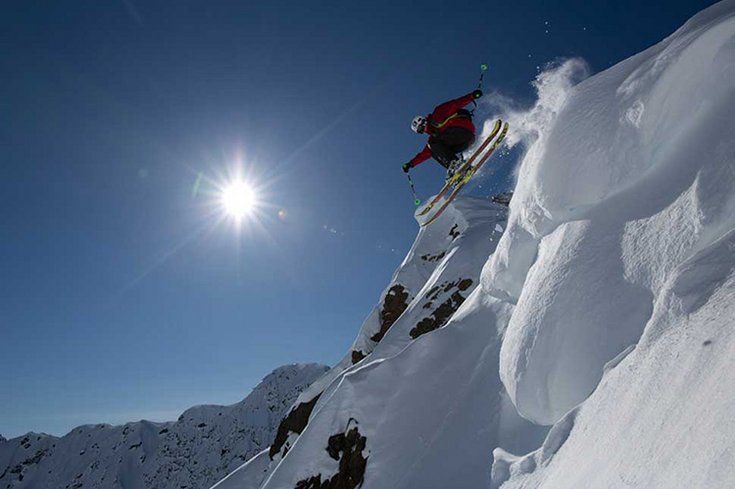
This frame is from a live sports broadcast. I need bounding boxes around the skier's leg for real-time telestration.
[442,128,477,182]
[430,128,477,177]
[428,139,455,168]
[445,127,476,155]
[432,127,476,165]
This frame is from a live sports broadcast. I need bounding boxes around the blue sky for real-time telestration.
[0,0,717,437]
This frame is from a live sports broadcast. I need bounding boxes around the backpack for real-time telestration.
[431,108,474,129]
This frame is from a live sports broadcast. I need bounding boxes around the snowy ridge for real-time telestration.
[215,196,524,489]
[0,363,327,489]
[213,2,735,488]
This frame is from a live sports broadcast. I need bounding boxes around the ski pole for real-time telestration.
[405,172,421,206]
[471,63,489,113]
[478,63,488,90]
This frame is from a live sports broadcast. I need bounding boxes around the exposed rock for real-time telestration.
[295,475,325,489]
[425,286,441,301]
[270,394,322,458]
[370,285,410,344]
[456,279,473,291]
[410,279,474,339]
[22,449,48,466]
[449,224,461,240]
[420,251,446,262]
[295,425,368,489]
[351,350,367,365]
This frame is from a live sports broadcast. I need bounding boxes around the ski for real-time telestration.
[421,121,509,227]
[416,119,502,217]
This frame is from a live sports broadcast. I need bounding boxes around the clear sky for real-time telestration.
[0,0,717,438]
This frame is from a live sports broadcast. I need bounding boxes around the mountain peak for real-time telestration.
[0,364,327,489]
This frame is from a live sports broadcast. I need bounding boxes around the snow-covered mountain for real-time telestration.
[211,196,532,489]
[0,363,327,489]
[212,1,735,488]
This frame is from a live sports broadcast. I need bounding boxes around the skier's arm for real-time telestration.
[408,145,433,167]
[431,90,482,121]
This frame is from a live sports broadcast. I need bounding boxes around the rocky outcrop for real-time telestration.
[410,278,473,339]
[294,424,367,489]
[269,394,322,458]
[448,224,461,240]
[420,251,446,262]
[370,285,410,344]
[350,350,367,364]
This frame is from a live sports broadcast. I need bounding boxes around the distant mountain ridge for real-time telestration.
[0,363,328,489]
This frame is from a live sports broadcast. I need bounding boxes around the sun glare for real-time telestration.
[222,180,256,219]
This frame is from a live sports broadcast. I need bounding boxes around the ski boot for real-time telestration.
[445,156,467,185]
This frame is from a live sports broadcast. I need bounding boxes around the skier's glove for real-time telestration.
[402,162,412,173]
[472,89,483,99]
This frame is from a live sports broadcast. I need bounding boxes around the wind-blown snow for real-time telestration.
[486,0,735,428]
[213,2,735,488]
[486,0,735,487]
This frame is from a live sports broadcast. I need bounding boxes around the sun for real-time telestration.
[221,180,256,219]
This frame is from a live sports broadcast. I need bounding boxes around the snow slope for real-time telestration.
[0,364,326,489]
[487,1,735,486]
[260,195,515,471]
[213,196,548,489]
[213,2,735,488]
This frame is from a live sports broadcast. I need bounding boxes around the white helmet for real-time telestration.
[411,115,427,134]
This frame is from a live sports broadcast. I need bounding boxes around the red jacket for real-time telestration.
[409,92,477,167]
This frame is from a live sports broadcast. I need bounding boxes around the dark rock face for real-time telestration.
[410,278,474,339]
[295,476,325,489]
[270,394,322,459]
[279,285,410,460]
[1,448,50,486]
[420,251,446,262]
[449,224,461,240]
[295,425,368,489]
[351,350,367,365]
[370,285,410,344]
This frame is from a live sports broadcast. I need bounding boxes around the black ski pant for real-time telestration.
[428,127,476,168]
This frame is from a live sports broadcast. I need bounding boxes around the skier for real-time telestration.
[402,89,484,180]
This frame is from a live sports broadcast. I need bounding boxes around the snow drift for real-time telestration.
[488,1,735,486]
[488,0,735,427]
[214,2,735,488]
